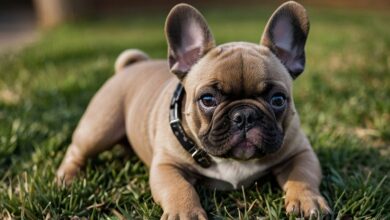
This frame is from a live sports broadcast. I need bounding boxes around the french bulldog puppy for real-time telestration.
[57,1,331,218]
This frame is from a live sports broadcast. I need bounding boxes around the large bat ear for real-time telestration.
[165,3,215,80]
[261,1,309,79]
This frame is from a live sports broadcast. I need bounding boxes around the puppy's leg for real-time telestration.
[57,76,126,184]
[273,149,331,218]
[150,159,207,220]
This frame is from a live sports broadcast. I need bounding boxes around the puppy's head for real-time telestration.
[165,1,309,160]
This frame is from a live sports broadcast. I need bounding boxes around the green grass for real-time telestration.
[0,5,389,219]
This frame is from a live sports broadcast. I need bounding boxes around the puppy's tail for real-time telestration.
[114,49,149,73]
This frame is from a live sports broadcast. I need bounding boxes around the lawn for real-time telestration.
[0,5,389,219]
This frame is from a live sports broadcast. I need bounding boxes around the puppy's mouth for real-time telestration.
[224,126,283,160]
[227,128,266,160]
[232,140,258,160]
[199,104,284,160]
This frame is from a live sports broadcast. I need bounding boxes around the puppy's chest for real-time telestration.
[196,159,271,190]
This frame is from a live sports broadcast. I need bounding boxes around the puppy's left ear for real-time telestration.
[261,1,309,79]
[165,3,215,80]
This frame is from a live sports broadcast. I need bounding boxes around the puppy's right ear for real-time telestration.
[165,4,215,80]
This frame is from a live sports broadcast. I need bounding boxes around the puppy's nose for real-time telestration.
[230,107,258,130]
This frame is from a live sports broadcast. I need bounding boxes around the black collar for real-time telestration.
[169,83,211,168]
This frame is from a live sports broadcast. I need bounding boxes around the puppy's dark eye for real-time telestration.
[270,93,287,110]
[200,94,217,108]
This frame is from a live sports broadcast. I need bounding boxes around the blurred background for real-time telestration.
[1,0,389,54]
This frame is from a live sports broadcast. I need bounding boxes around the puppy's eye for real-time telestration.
[270,93,287,110]
[200,94,217,108]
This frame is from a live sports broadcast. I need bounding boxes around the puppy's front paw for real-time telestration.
[285,189,331,218]
[56,161,80,185]
[161,207,207,220]
[56,154,85,185]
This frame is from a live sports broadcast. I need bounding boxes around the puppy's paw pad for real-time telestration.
[285,191,331,218]
[161,208,207,220]
[285,199,300,216]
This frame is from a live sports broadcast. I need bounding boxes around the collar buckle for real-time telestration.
[191,149,212,168]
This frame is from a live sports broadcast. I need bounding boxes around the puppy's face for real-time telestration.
[184,43,293,160]
[165,2,309,160]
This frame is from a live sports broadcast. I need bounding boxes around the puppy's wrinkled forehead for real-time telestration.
[187,42,292,96]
